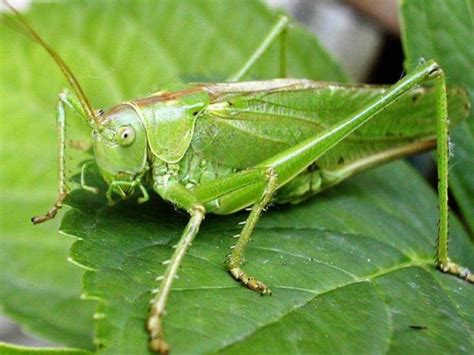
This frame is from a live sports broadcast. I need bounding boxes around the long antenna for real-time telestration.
[2,1,99,125]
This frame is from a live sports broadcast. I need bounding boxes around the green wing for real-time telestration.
[192,80,469,170]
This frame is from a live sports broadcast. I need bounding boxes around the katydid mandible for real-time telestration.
[4,4,472,354]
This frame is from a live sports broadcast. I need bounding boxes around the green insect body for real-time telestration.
[96,80,468,215]
[3,5,472,354]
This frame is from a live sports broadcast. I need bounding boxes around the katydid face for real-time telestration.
[93,104,148,184]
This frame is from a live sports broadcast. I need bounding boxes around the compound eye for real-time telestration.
[116,126,135,146]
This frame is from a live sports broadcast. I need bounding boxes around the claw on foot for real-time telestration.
[150,337,170,355]
[31,206,59,224]
[438,259,473,283]
[31,194,66,225]
[147,315,169,354]
[230,267,272,295]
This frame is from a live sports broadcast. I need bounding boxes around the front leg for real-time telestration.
[227,168,278,295]
[32,90,94,224]
[32,92,69,224]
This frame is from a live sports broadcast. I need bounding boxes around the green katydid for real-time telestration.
[3,4,472,354]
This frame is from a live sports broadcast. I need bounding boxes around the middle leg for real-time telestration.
[227,168,278,295]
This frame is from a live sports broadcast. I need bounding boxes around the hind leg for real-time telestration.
[227,168,278,295]
[32,91,71,224]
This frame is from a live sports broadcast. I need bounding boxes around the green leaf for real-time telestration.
[400,0,474,235]
[0,342,89,355]
[63,162,473,354]
[0,224,95,349]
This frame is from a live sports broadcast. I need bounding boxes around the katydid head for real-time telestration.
[92,105,148,185]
